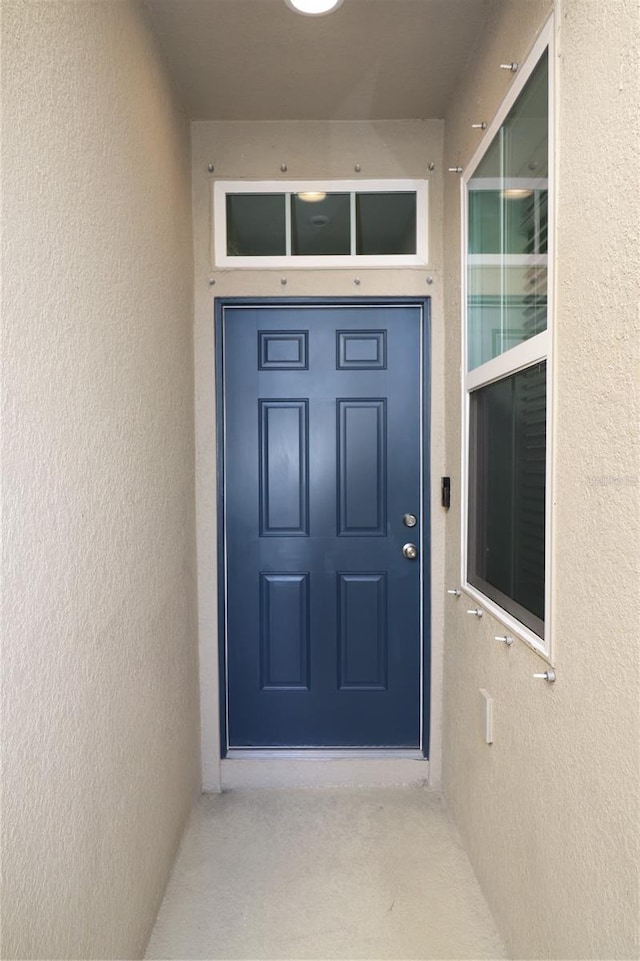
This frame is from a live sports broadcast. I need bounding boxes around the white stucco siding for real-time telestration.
[1,3,199,958]
[442,1,640,958]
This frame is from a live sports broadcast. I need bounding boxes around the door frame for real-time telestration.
[215,296,431,758]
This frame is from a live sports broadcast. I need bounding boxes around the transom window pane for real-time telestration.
[467,50,549,370]
[356,192,417,255]
[226,194,285,257]
[291,193,350,256]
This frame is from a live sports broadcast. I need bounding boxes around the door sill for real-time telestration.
[220,752,429,789]
[225,749,424,760]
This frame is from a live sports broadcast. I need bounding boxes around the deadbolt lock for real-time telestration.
[402,513,417,528]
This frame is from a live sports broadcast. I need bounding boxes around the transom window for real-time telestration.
[213,180,427,268]
[463,22,553,657]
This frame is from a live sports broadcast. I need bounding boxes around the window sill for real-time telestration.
[214,255,427,270]
[461,582,552,664]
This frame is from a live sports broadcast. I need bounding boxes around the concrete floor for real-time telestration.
[145,787,507,960]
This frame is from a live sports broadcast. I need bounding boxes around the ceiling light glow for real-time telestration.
[297,191,327,202]
[502,187,535,200]
[284,0,344,16]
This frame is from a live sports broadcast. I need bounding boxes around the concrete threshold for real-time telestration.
[221,753,429,789]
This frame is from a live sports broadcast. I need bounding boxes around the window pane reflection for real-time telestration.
[468,362,546,635]
[467,50,549,369]
[291,193,350,256]
[356,193,417,255]
[226,194,286,257]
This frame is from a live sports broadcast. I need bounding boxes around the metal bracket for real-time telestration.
[533,670,556,683]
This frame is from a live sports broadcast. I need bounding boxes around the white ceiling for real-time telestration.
[146,0,493,121]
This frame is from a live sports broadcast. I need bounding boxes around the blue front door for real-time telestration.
[220,300,429,749]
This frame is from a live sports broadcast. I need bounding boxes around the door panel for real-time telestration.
[338,573,388,690]
[259,400,309,535]
[259,573,310,690]
[221,302,427,749]
[337,400,386,535]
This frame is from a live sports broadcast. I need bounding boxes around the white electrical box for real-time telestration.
[479,689,494,744]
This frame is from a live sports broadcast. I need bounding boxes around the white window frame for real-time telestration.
[460,18,555,662]
[213,179,428,268]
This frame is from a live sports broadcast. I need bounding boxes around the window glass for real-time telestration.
[226,194,286,257]
[291,193,350,256]
[356,193,417,255]
[467,50,548,369]
[218,184,425,264]
[468,362,546,636]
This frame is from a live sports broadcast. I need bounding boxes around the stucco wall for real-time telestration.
[442,1,640,958]
[1,3,199,958]
[191,120,446,789]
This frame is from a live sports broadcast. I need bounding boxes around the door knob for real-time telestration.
[402,543,418,560]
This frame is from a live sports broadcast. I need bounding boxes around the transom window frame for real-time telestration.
[460,18,555,662]
[213,179,428,268]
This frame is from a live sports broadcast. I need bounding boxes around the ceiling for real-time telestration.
[145,0,493,121]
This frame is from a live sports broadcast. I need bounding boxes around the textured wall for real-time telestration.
[1,3,199,958]
[442,1,640,958]
[191,120,446,789]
